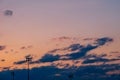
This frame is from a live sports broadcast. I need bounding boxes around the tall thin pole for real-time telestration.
[68,74,74,80]
[26,55,32,80]
[28,61,29,80]
[11,71,14,80]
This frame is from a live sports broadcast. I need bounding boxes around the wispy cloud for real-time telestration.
[1,59,5,62]
[52,36,72,41]
[0,45,6,50]
[82,57,120,64]
[20,45,33,50]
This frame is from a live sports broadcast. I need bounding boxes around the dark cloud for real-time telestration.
[48,44,83,53]
[39,54,60,63]
[0,45,6,50]
[82,58,120,64]
[52,36,72,41]
[99,54,107,57]
[4,49,18,54]
[20,45,33,50]
[83,54,107,59]
[24,44,82,64]
[5,51,18,54]
[14,60,26,65]
[20,46,26,50]
[58,37,112,60]
[2,67,11,71]
[83,38,94,41]
[4,10,13,16]
[0,64,120,80]
[28,43,100,64]
[111,51,120,54]
[1,59,5,62]
[82,54,120,64]
[82,58,109,64]
[14,37,114,64]
[66,44,83,51]
[64,44,98,60]
[95,37,113,46]
[47,49,61,53]
[63,37,113,60]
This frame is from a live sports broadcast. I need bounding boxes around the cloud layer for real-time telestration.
[14,37,113,64]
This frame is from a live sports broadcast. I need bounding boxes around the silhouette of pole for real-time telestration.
[11,71,15,80]
[26,56,32,80]
[68,74,74,80]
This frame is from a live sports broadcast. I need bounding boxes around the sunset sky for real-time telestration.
[0,0,120,71]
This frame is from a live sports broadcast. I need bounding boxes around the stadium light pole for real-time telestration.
[11,71,15,80]
[26,55,32,80]
[68,73,74,80]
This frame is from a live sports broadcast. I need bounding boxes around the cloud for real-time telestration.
[48,44,83,53]
[51,36,81,44]
[14,37,114,65]
[82,53,120,64]
[83,38,94,41]
[20,45,33,50]
[83,54,107,59]
[83,58,120,64]
[64,44,98,60]
[34,37,114,63]
[4,10,13,16]
[52,36,72,41]
[22,44,86,64]
[39,54,61,63]
[95,37,113,46]
[0,45,6,50]
[14,60,26,64]
[47,49,61,53]
[83,58,110,64]
[110,51,120,54]
[51,37,113,61]
[20,46,26,50]
[66,44,83,51]
[1,59,5,62]
[2,67,11,71]
[4,50,19,54]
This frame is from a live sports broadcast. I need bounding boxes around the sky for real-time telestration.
[0,0,120,72]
